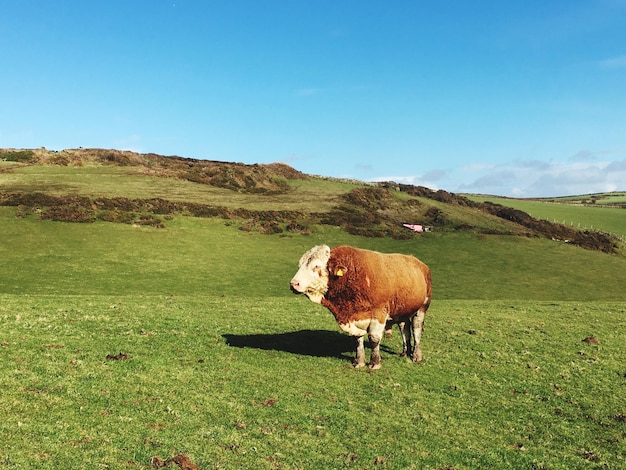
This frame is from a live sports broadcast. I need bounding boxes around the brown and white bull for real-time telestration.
[290,245,431,369]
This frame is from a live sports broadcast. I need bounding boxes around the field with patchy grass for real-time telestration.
[1,149,625,469]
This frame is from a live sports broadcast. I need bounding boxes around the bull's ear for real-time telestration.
[333,265,347,277]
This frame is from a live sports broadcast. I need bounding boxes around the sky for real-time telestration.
[2,1,626,197]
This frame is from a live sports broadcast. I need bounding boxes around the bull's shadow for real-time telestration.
[223,329,396,361]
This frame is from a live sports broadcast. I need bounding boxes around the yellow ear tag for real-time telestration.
[336,269,344,277]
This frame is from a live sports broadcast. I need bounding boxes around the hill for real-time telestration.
[468,194,626,242]
[1,147,621,254]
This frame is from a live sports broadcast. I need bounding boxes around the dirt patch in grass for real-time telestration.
[105,352,131,361]
[582,336,600,344]
[151,453,200,470]
[612,413,626,423]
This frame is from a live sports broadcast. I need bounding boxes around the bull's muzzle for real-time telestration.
[290,279,303,294]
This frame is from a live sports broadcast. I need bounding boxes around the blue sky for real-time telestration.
[2,1,626,197]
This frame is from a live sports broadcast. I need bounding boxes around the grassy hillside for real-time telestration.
[1,148,625,469]
[468,194,626,240]
[542,191,626,205]
[1,148,625,299]
[1,204,626,300]
[1,148,621,252]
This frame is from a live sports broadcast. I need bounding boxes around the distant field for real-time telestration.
[548,192,626,205]
[468,194,626,238]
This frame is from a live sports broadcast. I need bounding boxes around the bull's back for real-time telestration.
[362,250,430,315]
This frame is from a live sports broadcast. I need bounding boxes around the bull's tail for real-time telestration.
[423,267,432,311]
[418,267,432,337]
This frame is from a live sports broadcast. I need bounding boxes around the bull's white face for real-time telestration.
[290,245,331,304]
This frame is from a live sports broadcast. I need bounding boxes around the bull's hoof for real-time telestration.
[353,361,366,368]
[412,350,423,362]
[400,351,408,357]
[368,362,382,370]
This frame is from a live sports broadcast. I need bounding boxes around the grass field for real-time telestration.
[2,207,625,300]
[548,192,626,205]
[1,156,625,468]
[1,211,625,469]
[468,195,626,239]
[1,294,624,469]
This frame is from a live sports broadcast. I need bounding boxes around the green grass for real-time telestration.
[4,162,624,241]
[469,195,626,238]
[2,207,625,300]
[549,192,626,205]
[1,212,625,468]
[1,159,625,468]
[0,163,357,212]
[1,295,624,469]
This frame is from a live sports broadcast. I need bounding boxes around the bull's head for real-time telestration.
[289,245,331,304]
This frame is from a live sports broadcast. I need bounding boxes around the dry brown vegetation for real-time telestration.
[1,147,307,194]
[1,192,310,231]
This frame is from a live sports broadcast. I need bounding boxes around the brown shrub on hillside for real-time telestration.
[40,203,95,223]
[321,187,419,237]
[286,221,311,235]
[340,187,395,211]
[13,147,304,195]
[0,150,34,162]
[0,191,311,235]
[260,162,308,180]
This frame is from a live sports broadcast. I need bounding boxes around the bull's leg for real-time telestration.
[353,336,366,368]
[368,320,386,370]
[384,319,394,338]
[411,309,426,363]
[399,321,411,357]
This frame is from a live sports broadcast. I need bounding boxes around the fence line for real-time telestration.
[530,214,626,244]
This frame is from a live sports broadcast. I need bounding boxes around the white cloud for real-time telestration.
[570,150,598,161]
[422,169,448,182]
[370,154,626,197]
[370,175,419,185]
[570,149,613,161]
[604,158,626,171]
[455,157,626,197]
[370,175,427,186]
[368,174,444,191]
